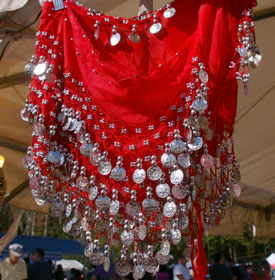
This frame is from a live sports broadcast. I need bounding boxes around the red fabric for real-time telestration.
[26,0,257,279]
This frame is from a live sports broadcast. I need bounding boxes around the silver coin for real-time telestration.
[89,251,104,266]
[66,204,72,218]
[103,256,111,272]
[179,215,189,231]
[138,224,147,240]
[144,257,158,273]
[156,251,170,265]
[163,7,176,18]
[126,201,141,217]
[156,183,170,198]
[188,137,203,151]
[177,153,191,169]
[172,184,186,200]
[163,201,177,218]
[170,139,186,154]
[115,261,132,277]
[33,62,47,76]
[62,220,72,233]
[95,196,111,210]
[133,264,145,280]
[232,183,241,198]
[147,165,162,181]
[171,229,181,245]
[199,70,209,83]
[98,160,112,175]
[80,143,93,157]
[24,63,34,75]
[47,151,64,166]
[76,176,89,190]
[68,118,78,131]
[20,108,29,122]
[90,151,101,166]
[111,166,126,181]
[88,186,98,201]
[74,121,83,134]
[81,217,89,231]
[160,240,170,256]
[35,198,47,206]
[34,122,46,136]
[170,169,184,185]
[128,32,141,43]
[133,168,146,184]
[142,198,160,214]
[110,200,120,215]
[161,153,176,168]
[121,230,134,246]
[110,33,121,46]
[84,242,94,257]
[192,98,208,112]
[150,22,162,34]
[239,47,248,58]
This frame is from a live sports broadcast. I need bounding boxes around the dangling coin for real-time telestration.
[115,261,132,277]
[133,168,146,184]
[128,32,141,43]
[163,7,176,18]
[110,33,121,46]
[150,23,162,34]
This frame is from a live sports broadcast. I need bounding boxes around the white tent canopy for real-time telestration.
[266,253,275,269]
[55,259,84,271]
[0,0,274,237]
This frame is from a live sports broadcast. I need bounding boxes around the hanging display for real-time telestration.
[21,0,260,279]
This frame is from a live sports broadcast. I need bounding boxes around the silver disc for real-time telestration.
[133,168,146,184]
[111,166,126,181]
[80,143,93,157]
[170,139,186,154]
[88,186,98,201]
[128,32,141,43]
[115,261,132,277]
[150,23,162,34]
[133,264,145,280]
[126,201,141,217]
[199,70,209,83]
[84,242,94,257]
[177,153,191,169]
[95,196,111,210]
[171,229,181,245]
[163,201,177,218]
[172,184,186,200]
[138,224,147,241]
[170,169,184,185]
[144,257,158,273]
[110,200,120,215]
[188,137,203,151]
[161,153,176,168]
[89,251,104,266]
[33,63,47,76]
[147,165,162,181]
[156,183,170,198]
[121,230,134,246]
[110,33,121,46]
[164,7,176,18]
[98,160,112,175]
[160,240,171,256]
[156,251,170,265]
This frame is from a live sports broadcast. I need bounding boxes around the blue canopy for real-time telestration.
[0,234,84,260]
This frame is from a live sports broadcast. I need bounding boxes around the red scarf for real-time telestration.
[22,0,258,279]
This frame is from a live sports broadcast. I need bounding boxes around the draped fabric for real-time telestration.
[22,0,258,279]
